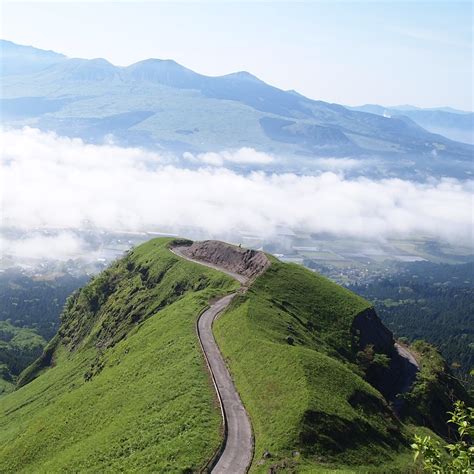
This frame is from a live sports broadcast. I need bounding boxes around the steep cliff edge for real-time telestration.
[351,307,419,407]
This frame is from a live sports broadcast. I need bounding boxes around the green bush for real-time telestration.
[411,400,474,473]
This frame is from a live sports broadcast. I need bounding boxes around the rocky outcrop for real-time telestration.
[352,308,419,411]
[352,307,394,355]
[178,240,270,280]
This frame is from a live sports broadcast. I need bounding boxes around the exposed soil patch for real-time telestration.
[175,240,270,281]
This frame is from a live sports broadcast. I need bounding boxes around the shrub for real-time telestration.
[411,400,473,473]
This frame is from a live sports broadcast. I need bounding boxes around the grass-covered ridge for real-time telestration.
[1,237,458,473]
[214,260,413,472]
[0,238,238,472]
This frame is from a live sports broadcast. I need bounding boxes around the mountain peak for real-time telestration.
[223,70,263,83]
[125,58,202,87]
[130,58,183,68]
[50,57,119,81]
[87,57,114,66]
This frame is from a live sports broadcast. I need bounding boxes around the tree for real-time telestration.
[411,400,473,473]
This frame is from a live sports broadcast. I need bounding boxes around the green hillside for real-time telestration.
[214,260,414,472]
[0,238,238,472]
[0,237,466,472]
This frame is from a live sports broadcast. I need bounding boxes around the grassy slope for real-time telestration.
[0,238,238,473]
[214,260,414,472]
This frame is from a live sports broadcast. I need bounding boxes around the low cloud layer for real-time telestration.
[1,127,473,258]
[1,233,87,261]
[184,148,274,166]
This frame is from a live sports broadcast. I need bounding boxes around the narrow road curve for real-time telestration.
[170,247,253,474]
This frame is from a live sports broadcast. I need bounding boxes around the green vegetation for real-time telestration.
[401,340,471,437]
[412,400,473,473]
[0,320,46,390]
[1,238,468,472]
[348,261,474,385]
[0,371,14,395]
[0,238,238,472]
[0,268,88,393]
[0,269,88,339]
[214,260,412,472]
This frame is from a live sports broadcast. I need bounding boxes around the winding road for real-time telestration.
[171,244,420,471]
[170,246,253,474]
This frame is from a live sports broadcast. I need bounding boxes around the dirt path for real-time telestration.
[173,246,248,285]
[170,246,253,473]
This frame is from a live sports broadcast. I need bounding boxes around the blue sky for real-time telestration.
[1,1,472,109]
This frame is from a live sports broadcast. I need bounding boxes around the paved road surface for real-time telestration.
[170,246,253,473]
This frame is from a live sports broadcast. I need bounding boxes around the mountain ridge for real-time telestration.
[1,39,473,179]
[348,103,474,145]
[1,237,470,472]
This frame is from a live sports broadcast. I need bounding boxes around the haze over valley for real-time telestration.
[1,39,473,267]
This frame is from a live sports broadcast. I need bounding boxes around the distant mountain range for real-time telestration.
[1,39,472,179]
[348,104,473,145]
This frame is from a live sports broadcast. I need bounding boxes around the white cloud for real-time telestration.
[184,147,274,166]
[0,233,87,260]
[311,157,366,171]
[1,127,473,252]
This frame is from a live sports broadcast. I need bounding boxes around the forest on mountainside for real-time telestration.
[349,261,474,386]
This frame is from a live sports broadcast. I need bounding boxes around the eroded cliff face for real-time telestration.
[352,307,394,355]
[177,240,270,280]
[352,307,419,409]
